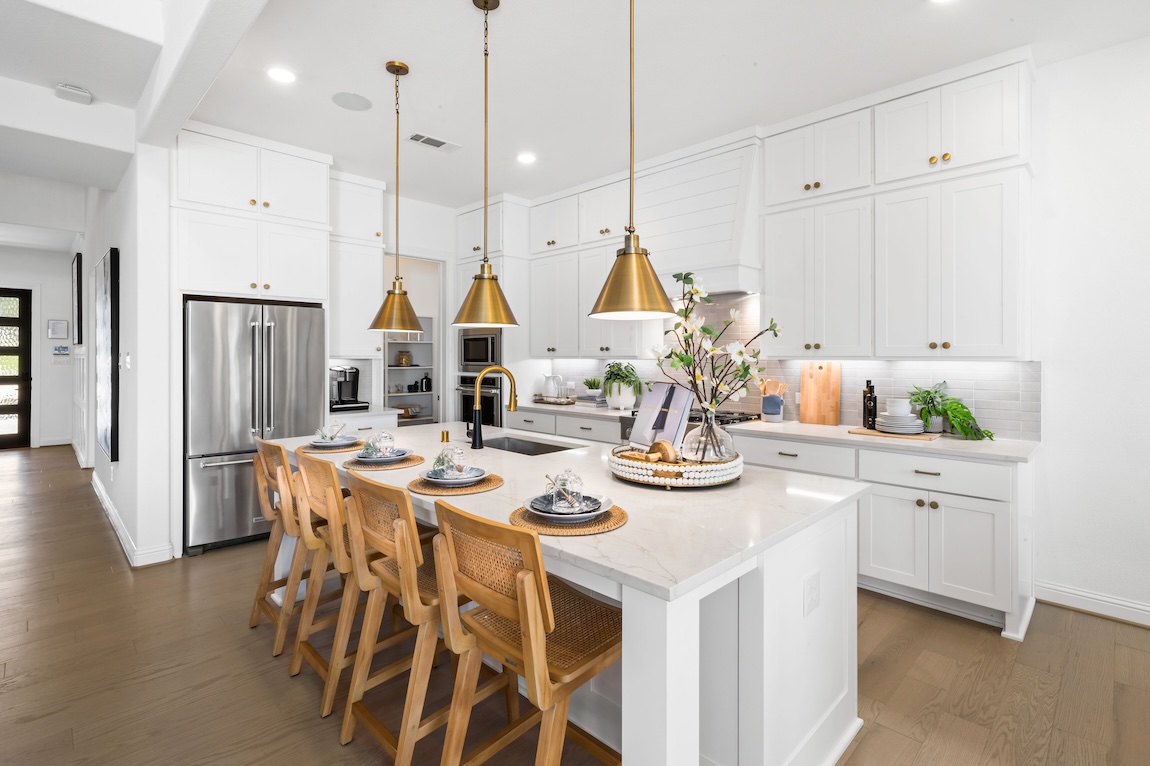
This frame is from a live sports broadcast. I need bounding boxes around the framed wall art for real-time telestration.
[95,247,119,462]
[72,252,82,345]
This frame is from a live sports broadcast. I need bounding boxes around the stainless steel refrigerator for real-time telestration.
[184,299,325,554]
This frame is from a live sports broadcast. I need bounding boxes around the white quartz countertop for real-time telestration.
[516,402,632,421]
[279,422,869,603]
[727,421,1040,463]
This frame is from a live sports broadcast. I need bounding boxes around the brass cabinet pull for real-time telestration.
[929,156,938,165]
[916,499,926,507]
[803,184,811,191]
[263,284,270,290]
[929,500,940,509]
[941,341,951,349]
[358,426,372,431]
[804,343,812,350]
[472,245,481,251]
[813,181,821,189]
[778,452,798,458]
[376,232,382,237]
[263,201,270,208]
[249,199,257,206]
[249,282,258,289]
[929,342,938,349]
[942,153,952,162]
[915,469,941,476]
[813,343,822,350]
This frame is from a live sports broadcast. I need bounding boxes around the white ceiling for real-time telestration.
[191,0,1150,209]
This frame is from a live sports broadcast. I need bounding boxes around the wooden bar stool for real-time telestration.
[433,501,623,766]
[290,448,368,717]
[339,472,520,764]
[249,437,327,656]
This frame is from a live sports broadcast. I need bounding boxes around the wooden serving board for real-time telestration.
[847,428,943,441]
[799,362,841,425]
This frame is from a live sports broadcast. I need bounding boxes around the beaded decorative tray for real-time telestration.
[607,447,743,489]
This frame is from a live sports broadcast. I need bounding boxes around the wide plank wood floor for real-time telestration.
[4,447,1149,765]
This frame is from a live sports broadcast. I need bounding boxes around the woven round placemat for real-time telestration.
[508,506,627,536]
[407,474,504,496]
[344,454,425,471]
[299,440,364,454]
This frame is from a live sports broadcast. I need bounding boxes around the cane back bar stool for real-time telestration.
[433,501,623,766]
[339,472,520,764]
[249,437,336,656]
[290,448,371,717]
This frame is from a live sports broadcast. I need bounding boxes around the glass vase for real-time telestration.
[681,411,736,463]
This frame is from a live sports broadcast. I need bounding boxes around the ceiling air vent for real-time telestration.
[408,133,462,152]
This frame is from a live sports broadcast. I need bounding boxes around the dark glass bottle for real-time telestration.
[420,372,432,392]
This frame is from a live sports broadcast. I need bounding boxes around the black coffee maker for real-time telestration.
[329,366,369,412]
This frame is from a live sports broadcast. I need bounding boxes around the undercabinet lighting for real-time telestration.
[517,152,537,164]
[267,67,297,83]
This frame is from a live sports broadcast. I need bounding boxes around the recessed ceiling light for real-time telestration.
[929,0,957,4]
[332,92,372,111]
[517,152,537,164]
[267,67,296,84]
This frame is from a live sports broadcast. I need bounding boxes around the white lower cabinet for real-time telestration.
[505,411,556,434]
[505,410,619,445]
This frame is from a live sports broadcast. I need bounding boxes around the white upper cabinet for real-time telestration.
[330,241,385,357]
[764,110,871,206]
[258,223,329,301]
[875,66,1020,184]
[875,169,1019,358]
[330,178,385,244]
[458,203,504,257]
[175,130,329,224]
[530,196,579,254]
[529,251,580,357]
[578,181,629,245]
[762,198,872,358]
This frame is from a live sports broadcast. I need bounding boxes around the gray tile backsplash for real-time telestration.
[548,293,1041,441]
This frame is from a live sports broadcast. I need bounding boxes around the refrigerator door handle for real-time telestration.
[250,322,261,435]
[265,321,276,436]
[200,457,255,469]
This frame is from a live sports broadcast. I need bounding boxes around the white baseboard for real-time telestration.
[1035,580,1150,627]
[37,436,72,447]
[91,474,173,568]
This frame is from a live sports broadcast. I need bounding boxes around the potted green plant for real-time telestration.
[582,376,603,397]
[907,382,995,440]
[602,362,643,410]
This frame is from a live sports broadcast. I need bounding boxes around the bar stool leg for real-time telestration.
[290,545,330,677]
[393,614,443,765]
[271,539,309,656]
[339,586,388,744]
[503,665,520,722]
[440,647,484,766]
[320,574,361,717]
[536,696,572,766]
[249,518,284,628]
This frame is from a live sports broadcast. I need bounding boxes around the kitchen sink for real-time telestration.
[482,436,577,456]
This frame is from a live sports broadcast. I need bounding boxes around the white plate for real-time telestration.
[522,493,613,524]
[879,413,919,421]
[309,435,358,447]
[877,426,925,434]
[419,467,489,487]
[355,448,412,464]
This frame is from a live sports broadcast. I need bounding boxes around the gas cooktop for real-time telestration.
[687,410,760,425]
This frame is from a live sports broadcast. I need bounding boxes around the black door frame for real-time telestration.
[0,288,32,450]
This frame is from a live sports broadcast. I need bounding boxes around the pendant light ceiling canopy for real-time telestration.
[369,60,423,333]
[452,0,519,328]
[588,0,675,321]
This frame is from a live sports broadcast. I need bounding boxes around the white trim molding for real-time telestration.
[91,473,173,568]
[1036,580,1150,628]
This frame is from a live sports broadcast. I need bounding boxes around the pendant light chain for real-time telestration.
[482,8,490,266]
[394,69,402,282]
[628,0,635,235]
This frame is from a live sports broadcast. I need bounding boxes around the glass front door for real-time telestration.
[0,288,32,449]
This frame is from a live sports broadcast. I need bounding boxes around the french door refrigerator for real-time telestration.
[184,298,325,554]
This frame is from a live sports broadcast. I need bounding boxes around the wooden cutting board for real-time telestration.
[799,361,841,425]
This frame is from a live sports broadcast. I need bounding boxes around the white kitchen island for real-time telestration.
[276,422,871,766]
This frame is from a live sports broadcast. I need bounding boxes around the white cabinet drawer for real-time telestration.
[506,411,556,434]
[733,436,855,478]
[556,415,618,444]
[335,413,400,433]
[858,450,1011,502]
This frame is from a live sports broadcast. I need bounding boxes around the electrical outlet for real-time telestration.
[804,571,820,616]
[794,391,801,405]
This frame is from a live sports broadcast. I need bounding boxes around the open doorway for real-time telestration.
[0,288,32,449]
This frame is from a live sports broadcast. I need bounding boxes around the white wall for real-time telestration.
[1031,34,1150,623]
[0,246,74,446]
[0,171,87,232]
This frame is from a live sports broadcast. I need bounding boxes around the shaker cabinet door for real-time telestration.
[813,197,872,357]
[874,185,941,357]
[761,208,814,357]
[812,109,872,196]
[874,90,941,184]
[258,149,329,224]
[258,223,328,302]
[330,241,384,358]
[763,126,815,206]
[176,132,259,213]
[330,179,384,243]
[859,484,930,592]
[928,491,1011,611]
[176,210,260,296]
[940,66,1020,173]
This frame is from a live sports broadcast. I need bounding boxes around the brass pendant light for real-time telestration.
[588,0,675,321]
[452,0,519,328]
[369,61,423,333]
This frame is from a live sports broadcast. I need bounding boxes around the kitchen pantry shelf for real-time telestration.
[382,316,437,425]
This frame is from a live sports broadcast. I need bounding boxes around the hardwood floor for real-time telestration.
[4,447,1149,765]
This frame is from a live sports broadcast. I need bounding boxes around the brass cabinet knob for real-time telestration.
[376,346,382,352]
[813,181,821,189]
[472,246,481,251]
[599,227,611,235]
[250,282,258,289]
[916,499,925,507]
[263,283,270,290]
[929,156,938,165]
[813,343,822,350]
[604,346,610,351]
[942,341,951,349]
[942,153,952,162]
[929,501,939,510]
[804,343,812,350]
[804,184,811,191]
[929,341,938,349]
[249,199,257,206]
[376,232,382,237]
[547,240,556,246]
[263,201,270,208]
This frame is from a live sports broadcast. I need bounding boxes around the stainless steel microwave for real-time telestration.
[459,328,501,372]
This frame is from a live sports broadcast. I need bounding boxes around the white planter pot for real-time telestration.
[604,383,636,410]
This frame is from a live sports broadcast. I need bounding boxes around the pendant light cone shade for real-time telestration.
[452,0,518,328]
[590,0,675,321]
[369,61,424,333]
